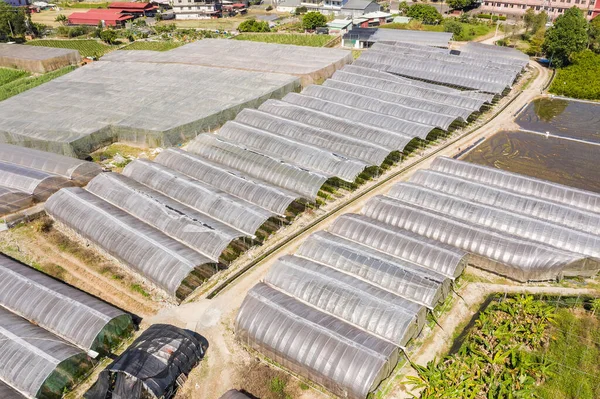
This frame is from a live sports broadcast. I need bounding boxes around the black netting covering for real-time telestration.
[85,324,207,399]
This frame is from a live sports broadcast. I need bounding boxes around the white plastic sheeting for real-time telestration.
[0,161,73,201]
[154,148,298,216]
[123,159,273,236]
[236,283,401,399]
[45,187,217,296]
[187,134,328,200]
[87,172,244,260]
[297,231,450,308]
[0,186,32,216]
[0,307,92,399]
[0,254,131,353]
[265,255,426,346]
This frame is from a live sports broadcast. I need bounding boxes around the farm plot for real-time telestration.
[234,33,335,47]
[26,39,115,58]
[0,66,75,102]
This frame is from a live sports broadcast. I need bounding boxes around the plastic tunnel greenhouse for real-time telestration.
[219,390,251,399]
[0,380,23,399]
[85,324,207,399]
[0,254,133,355]
[0,307,94,399]
[45,187,218,299]
[236,283,401,399]
[0,162,73,201]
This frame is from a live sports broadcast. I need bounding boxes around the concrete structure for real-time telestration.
[0,43,80,73]
[173,0,222,19]
[480,0,600,20]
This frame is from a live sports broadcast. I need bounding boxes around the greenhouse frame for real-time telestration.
[0,307,94,399]
[0,254,134,355]
[236,283,401,399]
[0,186,33,216]
[85,324,207,399]
[45,187,218,298]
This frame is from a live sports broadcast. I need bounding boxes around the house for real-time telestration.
[480,0,600,21]
[340,0,380,17]
[3,0,30,5]
[108,2,158,16]
[276,0,300,12]
[327,18,353,34]
[68,9,134,27]
[360,10,392,25]
[172,0,221,19]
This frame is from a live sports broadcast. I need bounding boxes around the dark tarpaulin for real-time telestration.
[85,324,208,399]
[219,389,253,399]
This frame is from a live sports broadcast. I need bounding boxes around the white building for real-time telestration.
[173,0,222,19]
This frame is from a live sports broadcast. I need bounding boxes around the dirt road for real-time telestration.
[152,60,553,399]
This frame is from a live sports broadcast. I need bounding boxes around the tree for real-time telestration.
[589,16,600,54]
[294,6,308,14]
[523,8,536,32]
[100,29,118,44]
[406,4,442,25]
[238,19,270,32]
[55,14,67,25]
[443,19,463,38]
[447,0,474,11]
[302,11,326,31]
[398,1,409,14]
[0,2,28,41]
[543,7,588,67]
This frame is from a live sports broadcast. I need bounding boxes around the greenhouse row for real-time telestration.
[236,210,466,398]
[0,144,100,216]
[85,324,207,399]
[0,254,134,399]
[362,157,600,281]
[342,28,453,48]
[354,42,527,94]
[0,43,81,73]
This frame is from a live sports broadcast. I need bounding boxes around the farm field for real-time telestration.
[26,39,115,58]
[380,20,494,41]
[0,66,76,102]
[121,41,184,51]
[31,8,92,27]
[407,295,600,399]
[234,33,335,47]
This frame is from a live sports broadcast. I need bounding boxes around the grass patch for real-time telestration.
[121,41,184,51]
[234,33,334,47]
[0,66,76,102]
[534,307,600,399]
[549,50,600,100]
[130,283,150,298]
[26,39,115,58]
[0,68,29,86]
[380,20,494,41]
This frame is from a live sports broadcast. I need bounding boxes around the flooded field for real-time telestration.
[516,97,600,144]
[462,130,600,193]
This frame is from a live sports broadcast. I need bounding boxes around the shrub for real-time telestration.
[443,19,463,36]
[238,19,271,32]
[302,11,327,30]
[294,5,308,14]
[99,29,118,44]
[265,5,273,11]
[549,50,600,100]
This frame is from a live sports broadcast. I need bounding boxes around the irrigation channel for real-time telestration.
[205,63,547,300]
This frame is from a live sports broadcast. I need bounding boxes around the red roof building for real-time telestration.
[108,2,158,14]
[68,10,134,26]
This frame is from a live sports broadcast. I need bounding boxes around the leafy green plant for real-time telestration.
[549,50,600,100]
[302,11,327,30]
[0,66,75,102]
[234,33,333,47]
[25,39,114,58]
[238,19,271,32]
[406,4,442,25]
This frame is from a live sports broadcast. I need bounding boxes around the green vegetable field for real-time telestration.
[25,40,115,58]
[121,41,184,51]
[0,66,76,102]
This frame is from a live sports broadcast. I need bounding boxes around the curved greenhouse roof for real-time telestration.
[0,161,73,201]
[410,169,600,236]
[329,213,468,278]
[123,159,273,236]
[331,70,486,111]
[218,121,368,182]
[187,134,328,200]
[0,307,93,399]
[236,283,401,399]
[430,157,600,214]
[297,231,450,308]
[155,148,298,216]
[0,186,32,216]
[362,195,599,282]
[0,254,133,354]
[265,255,426,346]
[302,85,458,130]
[282,93,435,139]
[45,187,217,298]
[86,172,244,260]
[0,144,101,185]
[235,108,391,165]
[0,381,23,399]
[323,79,474,121]
[85,324,207,399]
[388,183,600,259]
[459,41,530,63]
[258,100,417,152]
